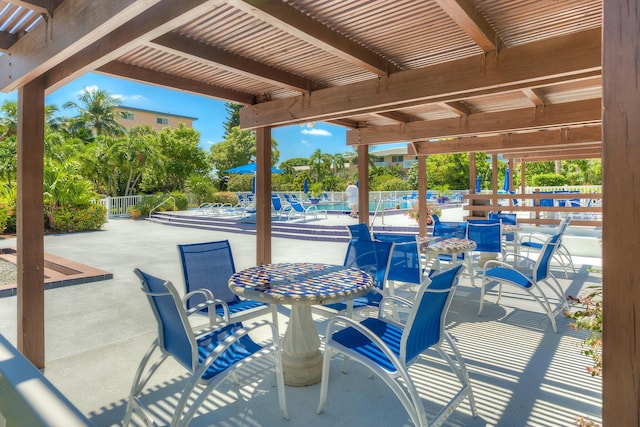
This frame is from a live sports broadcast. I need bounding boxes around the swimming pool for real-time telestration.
[311,200,416,212]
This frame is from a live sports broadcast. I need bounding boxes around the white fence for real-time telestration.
[99,195,142,218]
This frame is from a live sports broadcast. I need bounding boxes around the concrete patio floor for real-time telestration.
[0,210,602,426]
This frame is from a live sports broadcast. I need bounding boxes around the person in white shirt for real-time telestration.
[345,181,358,218]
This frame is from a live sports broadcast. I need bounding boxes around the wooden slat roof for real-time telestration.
[0,0,604,159]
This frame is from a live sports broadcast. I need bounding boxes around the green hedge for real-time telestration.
[47,203,107,232]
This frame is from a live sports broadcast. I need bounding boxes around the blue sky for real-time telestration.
[0,72,382,163]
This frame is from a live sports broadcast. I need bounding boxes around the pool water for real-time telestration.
[312,200,416,212]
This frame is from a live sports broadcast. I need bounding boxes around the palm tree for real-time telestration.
[63,87,125,140]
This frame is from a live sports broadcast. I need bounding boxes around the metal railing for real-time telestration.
[148,196,176,218]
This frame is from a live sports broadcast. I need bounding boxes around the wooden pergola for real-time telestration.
[0,1,634,424]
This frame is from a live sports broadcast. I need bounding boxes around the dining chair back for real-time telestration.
[346,223,373,241]
[320,239,394,317]
[372,233,422,288]
[318,264,476,427]
[467,219,503,254]
[479,231,568,332]
[123,268,288,426]
[178,240,277,326]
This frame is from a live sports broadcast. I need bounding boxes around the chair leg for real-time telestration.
[123,341,166,426]
[317,347,334,414]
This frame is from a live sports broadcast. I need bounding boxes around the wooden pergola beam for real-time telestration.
[43,0,226,93]
[10,0,63,16]
[371,111,421,124]
[0,31,18,51]
[503,148,602,161]
[96,61,256,105]
[229,0,400,76]
[240,29,601,129]
[350,98,601,146]
[411,125,602,155]
[523,87,546,107]
[149,32,321,93]
[0,0,166,91]
[433,0,499,52]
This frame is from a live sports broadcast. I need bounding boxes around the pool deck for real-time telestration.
[0,208,602,426]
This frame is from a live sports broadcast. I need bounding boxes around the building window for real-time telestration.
[391,155,404,163]
[121,111,134,120]
[156,117,169,125]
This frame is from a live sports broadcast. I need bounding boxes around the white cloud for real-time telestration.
[300,139,310,145]
[77,85,99,96]
[301,128,332,136]
[124,94,146,102]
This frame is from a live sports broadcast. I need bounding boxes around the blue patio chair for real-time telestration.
[479,229,569,332]
[431,216,474,282]
[346,223,373,241]
[124,269,288,426]
[320,239,394,318]
[271,194,291,219]
[317,264,477,427]
[373,233,423,291]
[489,211,518,252]
[287,199,327,221]
[467,219,504,255]
[283,193,292,203]
[519,217,575,277]
[178,240,279,329]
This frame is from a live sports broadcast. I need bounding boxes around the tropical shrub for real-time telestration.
[531,173,566,186]
[211,191,239,205]
[168,191,189,210]
[0,202,9,233]
[567,283,602,427]
[48,203,107,232]
[374,176,409,191]
[0,185,16,233]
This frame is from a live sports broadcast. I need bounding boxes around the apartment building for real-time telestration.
[115,106,197,131]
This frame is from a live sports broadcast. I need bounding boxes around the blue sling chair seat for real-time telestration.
[123,269,288,426]
[317,264,477,427]
[479,224,570,333]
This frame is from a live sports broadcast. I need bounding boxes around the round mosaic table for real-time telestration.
[229,262,373,386]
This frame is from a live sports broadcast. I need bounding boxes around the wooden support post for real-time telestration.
[17,77,45,368]
[469,152,476,194]
[357,145,369,222]
[603,1,639,424]
[417,155,427,237]
[491,154,498,211]
[255,127,272,265]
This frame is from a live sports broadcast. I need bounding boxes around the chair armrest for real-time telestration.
[501,252,536,267]
[482,260,529,283]
[378,295,414,324]
[519,232,550,245]
[323,316,404,371]
[183,289,230,325]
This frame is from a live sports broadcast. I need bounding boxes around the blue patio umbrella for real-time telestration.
[503,168,510,192]
[251,175,256,194]
[224,163,285,174]
[303,178,309,194]
[475,176,481,193]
